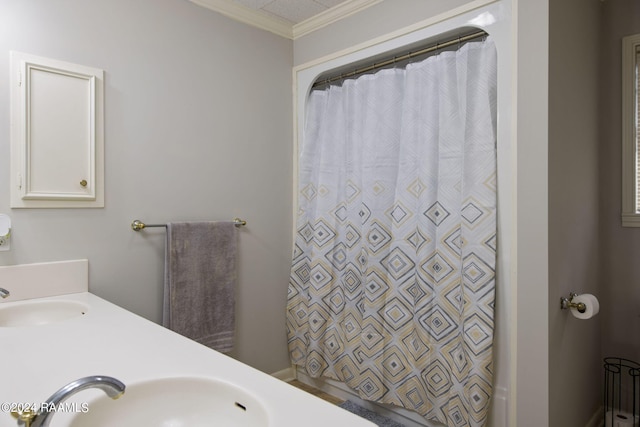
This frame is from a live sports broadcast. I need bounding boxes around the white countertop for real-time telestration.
[0,292,375,427]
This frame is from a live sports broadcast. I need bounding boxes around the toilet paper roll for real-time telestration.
[605,410,639,427]
[570,293,599,319]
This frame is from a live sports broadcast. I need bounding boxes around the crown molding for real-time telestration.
[293,0,383,39]
[189,0,382,40]
[189,0,293,39]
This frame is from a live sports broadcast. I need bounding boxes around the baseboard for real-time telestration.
[295,367,441,427]
[270,365,297,382]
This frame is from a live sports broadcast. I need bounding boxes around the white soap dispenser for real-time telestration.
[0,214,11,251]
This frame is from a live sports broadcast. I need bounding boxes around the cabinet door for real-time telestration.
[10,52,104,208]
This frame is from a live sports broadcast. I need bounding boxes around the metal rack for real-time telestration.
[604,357,640,427]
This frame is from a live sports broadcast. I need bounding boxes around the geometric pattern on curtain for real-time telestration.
[287,39,497,427]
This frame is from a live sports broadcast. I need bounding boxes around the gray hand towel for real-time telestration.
[163,221,236,353]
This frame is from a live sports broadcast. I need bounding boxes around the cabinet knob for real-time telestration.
[80,180,87,187]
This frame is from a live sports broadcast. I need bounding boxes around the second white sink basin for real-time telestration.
[0,299,88,327]
[68,377,269,426]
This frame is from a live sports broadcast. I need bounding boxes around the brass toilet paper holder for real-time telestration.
[560,292,586,313]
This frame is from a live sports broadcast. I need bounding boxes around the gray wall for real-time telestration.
[600,0,640,365]
[0,0,294,374]
[548,0,602,426]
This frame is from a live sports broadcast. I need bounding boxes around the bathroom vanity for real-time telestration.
[0,260,374,427]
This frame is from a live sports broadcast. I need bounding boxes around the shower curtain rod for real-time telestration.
[312,30,488,89]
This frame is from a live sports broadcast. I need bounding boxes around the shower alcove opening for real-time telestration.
[291,2,513,427]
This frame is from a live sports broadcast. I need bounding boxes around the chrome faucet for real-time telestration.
[0,288,9,299]
[13,376,125,427]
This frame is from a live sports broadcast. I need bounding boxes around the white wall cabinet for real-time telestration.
[10,52,104,208]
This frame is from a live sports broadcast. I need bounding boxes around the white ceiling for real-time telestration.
[189,0,382,39]
[232,0,351,24]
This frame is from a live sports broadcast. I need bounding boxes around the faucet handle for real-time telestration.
[11,408,36,426]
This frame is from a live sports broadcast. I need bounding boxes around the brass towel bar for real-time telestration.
[131,218,246,231]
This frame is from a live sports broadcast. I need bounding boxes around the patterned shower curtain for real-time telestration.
[287,38,497,427]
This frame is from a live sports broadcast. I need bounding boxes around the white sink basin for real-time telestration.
[0,299,88,327]
[68,377,270,427]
